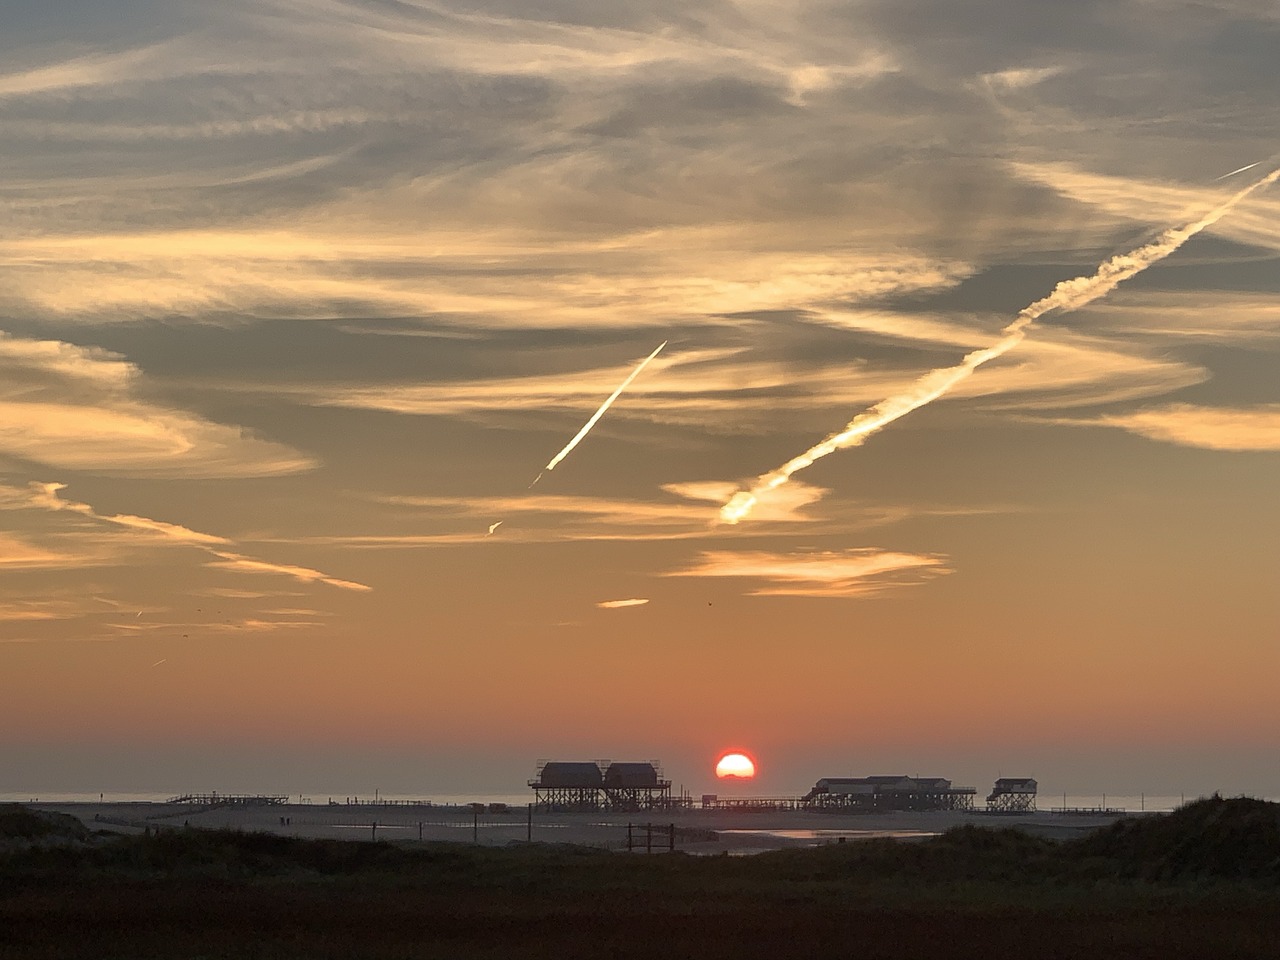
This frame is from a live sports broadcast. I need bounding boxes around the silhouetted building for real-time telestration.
[802,775,976,811]
[986,778,1037,812]
[604,762,659,788]
[538,762,605,788]
[529,759,672,812]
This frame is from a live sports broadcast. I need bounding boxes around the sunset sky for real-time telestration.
[3,0,1279,802]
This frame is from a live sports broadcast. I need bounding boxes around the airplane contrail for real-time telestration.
[534,340,667,483]
[720,166,1280,525]
[1215,161,1262,181]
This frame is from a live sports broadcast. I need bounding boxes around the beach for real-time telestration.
[28,800,1128,853]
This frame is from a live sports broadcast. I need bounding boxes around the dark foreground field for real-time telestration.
[3,797,1280,959]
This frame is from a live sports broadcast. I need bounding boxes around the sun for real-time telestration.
[715,752,756,779]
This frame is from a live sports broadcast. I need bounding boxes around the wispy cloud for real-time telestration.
[195,587,305,600]
[1054,404,1280,452]
[662,480,830,524]
[27,483,229,546]
[0,331,314,479]
[264,481,1012,553]
[377,490,722,530]
[278,328,1203,441]
[979,65,1065,92]
[354,480,834,543]
[0,604,62,622]
[1071,291,1280,343]
[207,552,372,592]
[667,548,952,598]
[0,532,84,570]
[0,1,991,335]
[7,481,370,592]
[0,230,970,329]
[597,598,650,609]
[0,42,179,98]
[1008,162,1280,252]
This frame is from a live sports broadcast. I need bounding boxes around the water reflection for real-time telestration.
[721,828,940,842]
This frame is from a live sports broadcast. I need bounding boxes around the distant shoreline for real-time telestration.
[0,791,1218,811]
[19,799,1139,852]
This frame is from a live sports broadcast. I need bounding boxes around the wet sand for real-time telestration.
[30,801,1127,853]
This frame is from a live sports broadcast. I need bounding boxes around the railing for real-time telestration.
[166,794,288,806]
[701,796,806,811]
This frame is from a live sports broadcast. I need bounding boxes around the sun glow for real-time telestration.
[715,752,756,779]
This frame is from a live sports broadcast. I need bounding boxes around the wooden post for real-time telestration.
[371,822,377,841]
[627,822,633,852]
[668,822,675,853]
[645,823,652,854]
[418,821,423,841]
[473,806,478,843]
[526,802,532,843]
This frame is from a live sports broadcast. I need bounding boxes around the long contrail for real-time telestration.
[720,167,1280,524]
[1215,161,1262,181]
[533,340,667,483]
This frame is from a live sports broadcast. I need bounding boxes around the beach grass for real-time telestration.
[2,797,1279,958]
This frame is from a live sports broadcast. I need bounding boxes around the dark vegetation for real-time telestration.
[2,797,1279,959]
[0,805,87,843]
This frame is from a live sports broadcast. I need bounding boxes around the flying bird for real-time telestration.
[487,521,503,535]
[533,340,667,484]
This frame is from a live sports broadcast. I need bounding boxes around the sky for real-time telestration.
[2,0,1279,802]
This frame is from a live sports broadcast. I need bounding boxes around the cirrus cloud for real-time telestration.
[2,480,371,593]
[1055,403,1280,451]
[667,547,953,598]
[0,331,314,478]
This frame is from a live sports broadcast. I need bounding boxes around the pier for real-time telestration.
[166,794,288,807]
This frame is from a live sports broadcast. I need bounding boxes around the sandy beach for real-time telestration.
[27,801,1128,854]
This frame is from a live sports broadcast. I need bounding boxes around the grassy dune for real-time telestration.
[2,797,1278,959]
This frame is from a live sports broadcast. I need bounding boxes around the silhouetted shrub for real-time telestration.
[0,805,88,842]
[1069,795,1280,882]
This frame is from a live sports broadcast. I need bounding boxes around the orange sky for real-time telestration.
[2,0,1279,801]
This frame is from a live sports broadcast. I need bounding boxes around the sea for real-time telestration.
[0,791,536,807]
[0,791,1261,812]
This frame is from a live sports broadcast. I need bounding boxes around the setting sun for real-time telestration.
[715,752,756,779]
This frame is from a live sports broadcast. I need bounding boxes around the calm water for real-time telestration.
[2,791,1269,812]
[0,792,536,807]
[722,828,940,841]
